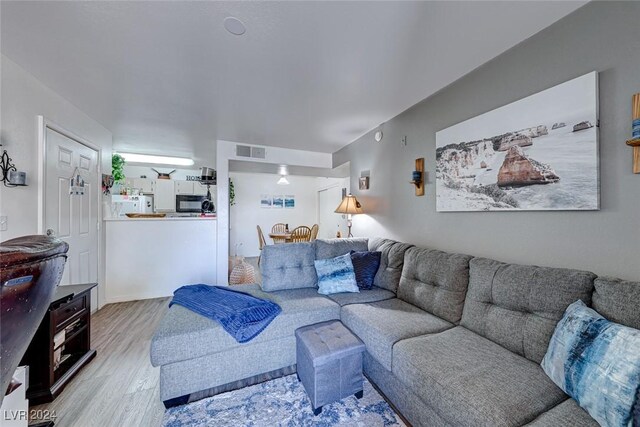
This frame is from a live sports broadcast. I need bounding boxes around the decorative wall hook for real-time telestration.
[69,167,86,195]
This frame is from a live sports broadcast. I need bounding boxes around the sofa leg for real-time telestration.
[313,406,322,416]
[296,372,300,381]
[355,390,363,399]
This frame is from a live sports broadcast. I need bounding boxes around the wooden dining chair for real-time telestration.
[271,223,288,243]
[257,225,267,265]
[310,224,319,241]
[290,226,312,243]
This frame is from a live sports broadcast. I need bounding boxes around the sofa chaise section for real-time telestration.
[151,285,340,405]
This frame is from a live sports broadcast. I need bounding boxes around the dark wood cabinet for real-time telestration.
[21,283,97,404]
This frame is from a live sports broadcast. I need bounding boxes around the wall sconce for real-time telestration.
[409,158,425,196]
[0,145,27,187]
[626,93,640,173]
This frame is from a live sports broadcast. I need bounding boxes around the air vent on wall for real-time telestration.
[251,147,266,159]
[236,145,251,157]
[236,145,266,159]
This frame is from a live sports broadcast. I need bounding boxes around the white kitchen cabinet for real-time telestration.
[174,180,194,194]
[193,182,210,196]
[154,179,175,211]
[132,178,155,194]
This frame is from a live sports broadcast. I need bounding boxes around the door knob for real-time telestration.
[46,229,56,237]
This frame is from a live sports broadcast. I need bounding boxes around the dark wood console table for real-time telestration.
[20,283,97,404]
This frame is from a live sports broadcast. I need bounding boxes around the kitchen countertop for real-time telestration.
[104,215,216,221]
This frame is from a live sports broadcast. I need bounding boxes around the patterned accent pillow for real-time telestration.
[541,300,640,427]
[314,253,359,295]
[350,251,381,290]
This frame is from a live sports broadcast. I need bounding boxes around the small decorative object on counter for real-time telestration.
[229,257,257,285]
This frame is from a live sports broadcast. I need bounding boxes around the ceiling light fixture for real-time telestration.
[374,130,383,142]
[224,17,246,36]
[116,152,194,167]
[277,164,289,185]
[277,176,290,185]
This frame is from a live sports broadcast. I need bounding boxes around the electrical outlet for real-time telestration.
[0,216,7,232]
[401,136,407,146]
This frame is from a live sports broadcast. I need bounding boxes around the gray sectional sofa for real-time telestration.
[150,237,640,426]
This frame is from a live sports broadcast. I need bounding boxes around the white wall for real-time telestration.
[0,55,113,308]
[0,55,113,240]
[230,172,320,257]
[216,140,334,283]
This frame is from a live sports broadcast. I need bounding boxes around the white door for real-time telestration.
[318,186,347,239]
[44,127,99,308]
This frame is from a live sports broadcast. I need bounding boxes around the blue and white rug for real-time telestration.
[163,374,405,426]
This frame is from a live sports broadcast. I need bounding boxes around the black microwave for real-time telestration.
[175,195,215,213]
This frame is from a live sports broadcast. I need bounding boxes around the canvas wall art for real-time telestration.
[272,195,284,209]
[284,195,295,209]
[260,194,272,208]
[435,72,599,212]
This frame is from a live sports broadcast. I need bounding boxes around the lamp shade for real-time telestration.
[335,194,363,215]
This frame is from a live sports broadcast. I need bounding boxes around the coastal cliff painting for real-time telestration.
[436,72,598,212]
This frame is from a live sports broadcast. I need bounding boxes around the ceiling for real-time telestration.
[1,1,586,163]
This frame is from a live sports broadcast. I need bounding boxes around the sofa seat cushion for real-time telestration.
[393,326,567,427]
[151,285,340,366]
[341,298,452,371]
[326,286,395,307]
[525,399,598,426]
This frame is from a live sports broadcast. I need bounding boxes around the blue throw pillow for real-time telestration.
[350,250,381,290]
[541,300,640,427]
[314,253,359,295]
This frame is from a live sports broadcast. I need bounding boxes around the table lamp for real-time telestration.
[334,194,363,237]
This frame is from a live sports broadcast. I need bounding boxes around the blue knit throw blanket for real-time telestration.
[170,285,281,343]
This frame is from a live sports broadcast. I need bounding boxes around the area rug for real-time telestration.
[162,374,405,426]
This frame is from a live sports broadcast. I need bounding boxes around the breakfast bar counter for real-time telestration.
[104,216,217,303]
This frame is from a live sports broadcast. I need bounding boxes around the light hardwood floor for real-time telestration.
[31,298,170,427]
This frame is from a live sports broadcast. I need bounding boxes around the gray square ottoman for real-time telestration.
[295,320,366,415]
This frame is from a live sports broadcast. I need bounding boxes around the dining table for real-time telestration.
[269,232,293,243]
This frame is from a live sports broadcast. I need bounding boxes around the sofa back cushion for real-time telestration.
[260,242,317,291]
[368,238,413,293]
[461,257,596,364]
[592,277,640,330]
[315,238,368,260]
[397,247,472,323]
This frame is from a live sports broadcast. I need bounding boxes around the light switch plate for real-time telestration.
[0,216,7,231]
